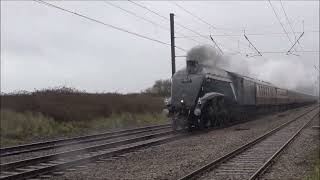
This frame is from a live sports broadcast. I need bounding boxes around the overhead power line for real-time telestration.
[34,0,187,52]
[268,0,297,52]
[171,2,244,32]
[129,0,288,34]
[287,32,305,54]
[128,0,213,45]
[104,1,169,32]
[171,2,257,54]
[172,3,239,53]
[106,1,204,45]
[128,0,169,21]
[246,50,319,54]
[127,1,211,42]
[172,2,212,28]
[279,0,303,50]
[175,31,319,38]
[128,0,251,55]
[126,0,205,45]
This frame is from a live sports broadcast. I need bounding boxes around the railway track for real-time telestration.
[0,124,181,180]
[178,105,319,180]
[0,123,171,157]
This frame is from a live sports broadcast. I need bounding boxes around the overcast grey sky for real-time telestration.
[1,1,319,94]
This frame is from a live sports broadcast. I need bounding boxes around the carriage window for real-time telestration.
[266,87,268,96]
[265,88,268,96]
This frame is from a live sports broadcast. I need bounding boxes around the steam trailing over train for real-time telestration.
[164,45,317,131]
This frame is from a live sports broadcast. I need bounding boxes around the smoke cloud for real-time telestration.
[185,45,319,96]
[186,45,250,75]
[186,45,225,68]
[249,57,319,95]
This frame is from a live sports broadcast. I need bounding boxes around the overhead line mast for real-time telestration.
[170,13,176,76]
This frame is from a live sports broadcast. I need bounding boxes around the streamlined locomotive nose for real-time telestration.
[171,72,204,109]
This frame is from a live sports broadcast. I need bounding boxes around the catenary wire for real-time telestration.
[34,0,187,52]
[279,0,303,50]
[128,0,255,55]
[171,1,257,54]
[175,31,319,38]
[127,1,226,47]
[268,0,297,52]
[105,1,204,45]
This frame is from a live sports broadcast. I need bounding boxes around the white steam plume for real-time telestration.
[185,45,318,95]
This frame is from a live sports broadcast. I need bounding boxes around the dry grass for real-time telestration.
[305,148,320,180]
[0,109,167,146]
[0,87,167,146]
[1,87,164,122]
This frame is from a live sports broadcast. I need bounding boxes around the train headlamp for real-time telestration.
[180,99,184,104]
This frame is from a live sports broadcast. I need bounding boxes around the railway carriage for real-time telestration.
[165,59,317,131]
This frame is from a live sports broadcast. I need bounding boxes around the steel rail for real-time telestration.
[178,105,319,180]
[0,123,170,157]
[0,133,183,180]
[249,111,319,179]
[0,130,174,171]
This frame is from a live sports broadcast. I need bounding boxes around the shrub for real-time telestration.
[0,109,167,146]
[1,86,164,122]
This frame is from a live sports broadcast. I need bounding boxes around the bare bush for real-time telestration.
[1,86,164,122]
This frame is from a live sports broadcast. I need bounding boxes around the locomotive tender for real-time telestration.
[165,59,317,131]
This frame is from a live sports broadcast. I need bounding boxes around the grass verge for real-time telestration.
[305,148,320,180]
[0,109,168,147]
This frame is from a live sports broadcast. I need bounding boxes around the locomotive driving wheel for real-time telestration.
[199,113,211,129]
[198,101,215,129]
[172,112,189,132]
[214,97,228,127]
[199,99,219,129]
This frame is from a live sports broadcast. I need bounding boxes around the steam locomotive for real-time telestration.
[164,59,317,131]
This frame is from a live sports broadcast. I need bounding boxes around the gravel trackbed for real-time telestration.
[49,106,316,180]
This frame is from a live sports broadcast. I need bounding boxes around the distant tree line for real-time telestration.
[144,79,171,97]
[1,86,164,122]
